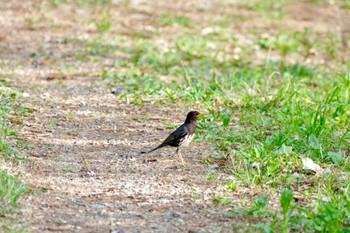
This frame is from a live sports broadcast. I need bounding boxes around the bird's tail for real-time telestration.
[140,144,165,154]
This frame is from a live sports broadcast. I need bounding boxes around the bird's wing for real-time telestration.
[161,124,188,145]
[146,124,188,153]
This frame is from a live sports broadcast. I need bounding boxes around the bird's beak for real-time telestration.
[198,113,204,118]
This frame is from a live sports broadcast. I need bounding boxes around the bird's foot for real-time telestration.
[179,158,186,166]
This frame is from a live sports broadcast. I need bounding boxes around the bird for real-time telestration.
[144,111,201,164]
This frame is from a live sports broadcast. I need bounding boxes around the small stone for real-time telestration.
[110,229,125,233]
[32,151,46,157]
[22,92,30,97]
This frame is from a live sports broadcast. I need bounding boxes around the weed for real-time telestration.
[212,196,234,206]
[0,80,30,231]
[49,0,67,7]
[280,189,295,233]
[64,113,76,120]
[227,0,290,19]
[207,169,219,182]
[95,18,112,33]
[157,15,192,28]
[226,180,237,192]
[0,170,29,217]
[50,118,57,127]
[79,0,111,8]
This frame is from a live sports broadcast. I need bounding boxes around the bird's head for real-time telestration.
[185,111,201,123]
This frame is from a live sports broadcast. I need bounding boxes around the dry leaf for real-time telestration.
[302,158,324,175]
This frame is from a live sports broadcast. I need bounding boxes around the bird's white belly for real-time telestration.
[180,134,195,147]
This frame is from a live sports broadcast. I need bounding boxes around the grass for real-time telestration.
[87,3,350,231]
[0,170,29,232]
[231,179,350,232]
[227,0,291,19]
[50,0,111,7]
[0,79,30,231]
[8,0,350,231]
[156,15,192,28]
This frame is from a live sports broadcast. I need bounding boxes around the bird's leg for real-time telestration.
[176,147,185,164]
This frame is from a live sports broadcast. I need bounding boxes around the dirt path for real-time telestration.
[16,74,233,232]
[0,1,237,231]
[5,1,346,231]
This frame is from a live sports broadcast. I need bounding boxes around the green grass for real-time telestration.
[0,80,30,232]
[95,18,112,33]
[310,0,350,9]
[38,0,350,231]
[226,0,290,19]
[231,178,350,232]
[0,170,29,232]
[92,9,350,230]
[156,15,192,28]
[50,0,111,7]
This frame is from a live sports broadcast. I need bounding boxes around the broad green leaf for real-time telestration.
[308,134,320,149]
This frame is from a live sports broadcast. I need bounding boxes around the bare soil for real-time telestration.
[1,0,349,232]
[19,75,234,232]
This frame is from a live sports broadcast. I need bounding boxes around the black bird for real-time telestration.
[146,111,201,163]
